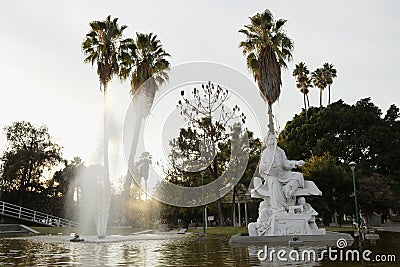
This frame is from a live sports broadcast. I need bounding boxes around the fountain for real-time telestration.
[73,165,110,239]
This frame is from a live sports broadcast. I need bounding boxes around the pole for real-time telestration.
[205,206,208,229]
[238,201,241,227]
[201,170,206,235]
[244,201,248,226]
[351,168,360,226]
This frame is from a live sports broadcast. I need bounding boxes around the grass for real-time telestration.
[31,227,148,236]
[188,226,248,235]
[31,225,356,236]
[325,226,355,233]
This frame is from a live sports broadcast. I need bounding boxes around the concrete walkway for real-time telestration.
[0,224,39,236]
[382,222,400,232]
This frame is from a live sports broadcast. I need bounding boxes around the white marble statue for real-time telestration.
[297,196,320,232]
[248,198,273,236]
[298,197,316,215]
[248,196,326,236]
[248,134,326,236]
[259,134,305,209]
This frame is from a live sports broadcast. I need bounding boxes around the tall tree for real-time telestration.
[322,63,337,105]
[293,62,312,119]
[219,129,262,226]
[239,9,294,134]
[82,15,128,237]
[119,33,170,195]
[1,121,62,206]
[161,126,260,227]
[311,68,327,107]
[175,82,246,226]
[82,15,127,183]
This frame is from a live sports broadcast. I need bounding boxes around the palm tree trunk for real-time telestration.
[319,89,323,108]
[267,102,274,134]
[124,113,143,196]
[124,85,152,197]
[303,93,308,119]
[122,112,142,226]
[328,85,331,105]
[99,84,111,237]
[306,94,310,109]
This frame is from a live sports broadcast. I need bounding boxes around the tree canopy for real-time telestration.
[279,98,400,221]
[160,125,261,227]
[279,98,400,176]
[1,121,62,206]
[82,15,127,91]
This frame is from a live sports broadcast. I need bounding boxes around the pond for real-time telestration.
[0,232,398,266]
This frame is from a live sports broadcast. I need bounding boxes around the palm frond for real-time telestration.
[238,9,293,105]
[82,15,128,90]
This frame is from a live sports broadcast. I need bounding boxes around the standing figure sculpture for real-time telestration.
[259,134,305,209]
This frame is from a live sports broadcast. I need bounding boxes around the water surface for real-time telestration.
[0,232,398,266]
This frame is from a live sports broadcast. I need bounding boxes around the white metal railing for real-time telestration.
[0,201,79,227]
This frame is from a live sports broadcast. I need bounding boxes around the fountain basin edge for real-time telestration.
[228,232,354,247]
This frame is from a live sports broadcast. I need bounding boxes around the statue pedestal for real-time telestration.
[248,177,326,237]
[230,136,355,247]
[269,210,326,236]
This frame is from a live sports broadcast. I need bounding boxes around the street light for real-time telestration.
[349,161,360,227]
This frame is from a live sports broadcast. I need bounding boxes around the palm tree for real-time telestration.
[322,63,337,105]
[120,33,170,195]
[311,68,327,108]
[82,15,127,237]
[121,33,170,116]
[293,62,312,119]
[82,15,127,182]
[239,9,294,134]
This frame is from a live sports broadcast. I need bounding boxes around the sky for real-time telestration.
[1,0,399,184]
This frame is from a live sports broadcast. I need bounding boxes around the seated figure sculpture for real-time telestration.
[259,134,305,209]
[248,134,325,236]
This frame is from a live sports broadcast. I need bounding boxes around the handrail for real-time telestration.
[0,200,79,227]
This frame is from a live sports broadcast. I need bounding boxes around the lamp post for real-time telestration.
[349,161,359,226]
[200,169,206,235]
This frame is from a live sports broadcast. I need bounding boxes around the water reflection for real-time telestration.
[0,232,398,266]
